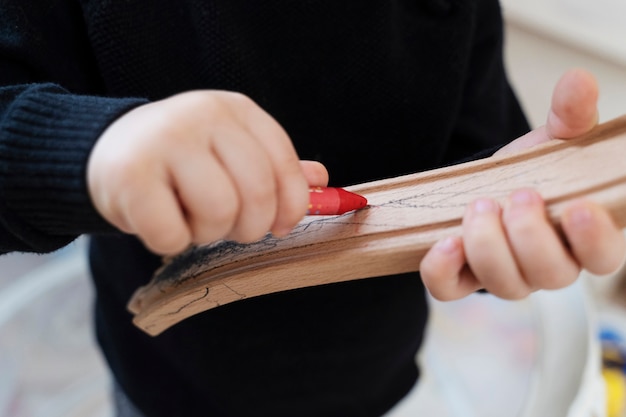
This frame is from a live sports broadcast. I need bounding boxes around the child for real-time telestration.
[0,1,624,416]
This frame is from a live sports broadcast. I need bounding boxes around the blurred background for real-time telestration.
[1,1,626,416]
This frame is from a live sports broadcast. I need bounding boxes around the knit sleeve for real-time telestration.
[0,84,147,253]
[0,1,149,253]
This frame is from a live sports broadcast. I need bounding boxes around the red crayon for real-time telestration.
[307,186,368,215]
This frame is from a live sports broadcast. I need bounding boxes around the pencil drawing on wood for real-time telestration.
[129,115,626,335]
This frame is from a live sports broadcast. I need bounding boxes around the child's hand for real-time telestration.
[87,91,328,255]
[420,69,626,300]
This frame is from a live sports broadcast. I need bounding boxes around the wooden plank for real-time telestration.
[129,115,626,335]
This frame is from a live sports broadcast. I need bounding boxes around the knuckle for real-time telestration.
[148,235,191,254]
[109,155,143,181]
[178,91,232,122]
[211,197,239,226]
[245,181,277,208]
[505,217,539,239]
[477,269,531,300]
[226,91,255,108]
[509,288,532,300]
[126,200,192,255]
[188,187,242,244]
[421,272,458,302]
[490,286,531,301]
[197,201,239,242]
[536,267,579,290]
[145,227,191,255]
[419,262,435,283]
[428,287,457,302]
[199,90,255,116]
[277,187,309,227]
[199,96,228,121]
[227,214,274,244]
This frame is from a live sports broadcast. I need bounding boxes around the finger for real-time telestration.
[463,198,531,299]
[230,94,309,236]
[300,160,329,187]
[495,69,599,156]
[122,179,192,255]
[209,126,279,243]
[503,189,580,290]
[562,200,626,275]
[546,68,599,139]
[168,148,240,245]
[494,126,550,156]
[420,236,482,301]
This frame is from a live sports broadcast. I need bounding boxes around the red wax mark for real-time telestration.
[307,187,368,215]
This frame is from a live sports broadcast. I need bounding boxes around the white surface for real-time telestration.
[501,0,626,67]
[504,24,626,129]
[0,248,114,417]
[502,0,626,130]
[386,280,601,417]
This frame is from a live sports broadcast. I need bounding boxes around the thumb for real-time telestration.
[546,68,599,139]
[495,68,599,156]
[300,160,329,187]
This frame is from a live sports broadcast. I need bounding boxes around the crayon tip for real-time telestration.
[307,187,368,215]
[335,188,368,214]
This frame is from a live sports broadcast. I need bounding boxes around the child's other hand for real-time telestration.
[420,69,626,300]
[87,91,328,255]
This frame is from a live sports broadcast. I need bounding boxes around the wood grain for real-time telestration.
[129,115,626,335]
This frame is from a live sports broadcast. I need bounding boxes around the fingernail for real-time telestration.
[510,189,540,207]
[472,198,499,214]
[433,236,460,254]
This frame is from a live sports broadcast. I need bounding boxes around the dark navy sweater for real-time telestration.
[0,1,528,416]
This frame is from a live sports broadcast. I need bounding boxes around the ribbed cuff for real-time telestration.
[0,84,148,252]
